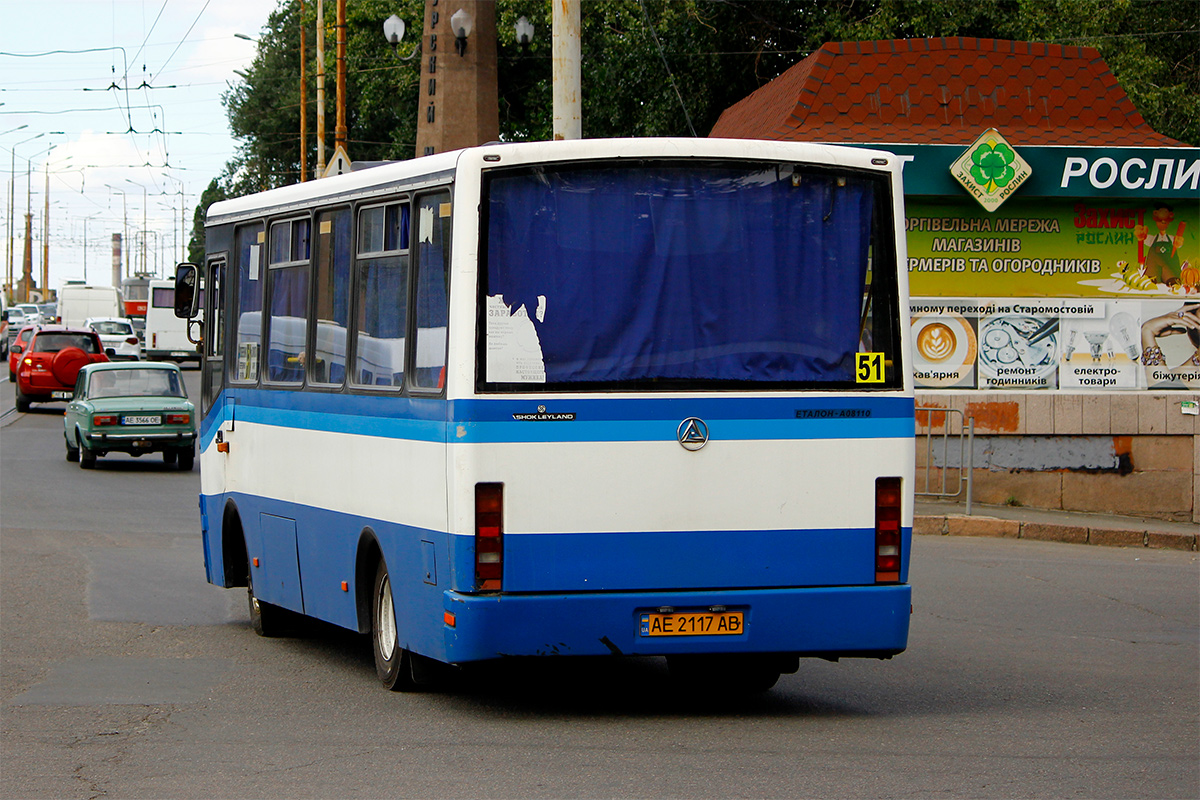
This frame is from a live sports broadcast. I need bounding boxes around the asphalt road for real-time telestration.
[2,370,1197,799]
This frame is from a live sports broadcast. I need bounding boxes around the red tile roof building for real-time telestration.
[710,37,1184,148]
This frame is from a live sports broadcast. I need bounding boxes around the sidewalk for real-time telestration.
[915,499,1198,552]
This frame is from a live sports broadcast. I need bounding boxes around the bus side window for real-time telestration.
[265,217,310,385]
[411,191,450,392]
[312,208,352,386]
[352,201,409,390]
[232,224,265,384]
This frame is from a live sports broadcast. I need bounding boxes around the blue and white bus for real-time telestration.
[176,138,914,692]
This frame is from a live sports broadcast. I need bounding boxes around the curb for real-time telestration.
[914,514,1198,551]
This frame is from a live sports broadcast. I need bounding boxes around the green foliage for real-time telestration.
[224,0,424,192]
[216,0,1197,200]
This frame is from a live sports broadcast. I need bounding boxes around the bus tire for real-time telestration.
[248,557,290,637]
[372,559,418,691]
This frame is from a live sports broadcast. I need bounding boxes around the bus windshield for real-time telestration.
[481,160,900,391]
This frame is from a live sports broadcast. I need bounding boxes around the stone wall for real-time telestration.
[916,392,1199,524]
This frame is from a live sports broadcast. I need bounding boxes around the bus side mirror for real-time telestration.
[174,263,200,319]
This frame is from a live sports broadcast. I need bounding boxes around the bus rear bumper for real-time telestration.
[440,584,911,663]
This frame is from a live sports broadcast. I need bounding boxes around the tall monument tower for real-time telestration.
[414,0,499,157]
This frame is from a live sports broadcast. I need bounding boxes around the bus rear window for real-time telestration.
[479,161,901,391]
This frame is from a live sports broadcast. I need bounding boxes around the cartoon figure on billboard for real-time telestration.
[1140,302,1200,389]
[1134,202,1187,286]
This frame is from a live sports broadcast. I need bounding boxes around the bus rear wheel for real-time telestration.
[372,560,418,691]
[248,557,291,637]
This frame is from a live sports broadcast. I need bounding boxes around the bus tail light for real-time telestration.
[875,477,902,583]
[475,483,503,591]
[93,414,119,426]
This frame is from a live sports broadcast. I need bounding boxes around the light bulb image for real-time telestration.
[1083,331,1108,362]
[1109,312,1140,360]
[1064,330,1077,360]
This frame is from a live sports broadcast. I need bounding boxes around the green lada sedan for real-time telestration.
[64,362,198,470]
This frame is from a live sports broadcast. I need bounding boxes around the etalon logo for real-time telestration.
[677,417,709,451]
[950,129,1031,212]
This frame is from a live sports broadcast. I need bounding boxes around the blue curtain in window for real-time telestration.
[485,166,874,384]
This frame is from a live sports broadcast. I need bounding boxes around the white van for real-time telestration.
[57,285,124,328]
[144,279,201,363]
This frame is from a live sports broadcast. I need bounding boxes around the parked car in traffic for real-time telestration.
[13,326,108,412]
[4,307,29,348]
[0,310,12,358]
[8,324,40,381]
[64,362,197,469]
[86,317,142,361]
[57,284,123,327]
[14,303,43,325]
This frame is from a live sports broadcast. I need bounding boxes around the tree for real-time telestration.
[223,0,424,192]
[217,0,1197,199]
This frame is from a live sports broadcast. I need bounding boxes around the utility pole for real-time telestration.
[300,0,308,182]
[22,150,33,300]
[316,0,326,175]
[42,154,51,296]
[335,0,347,153]
[553,0,582,140]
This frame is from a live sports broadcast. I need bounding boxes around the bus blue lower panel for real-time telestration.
[203,491,912,664]
[441,584,911,662]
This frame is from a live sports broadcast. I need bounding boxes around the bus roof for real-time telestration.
[205,138,901,226]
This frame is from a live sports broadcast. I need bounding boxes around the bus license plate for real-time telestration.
[122,415,161,425]
[640,610,744,637]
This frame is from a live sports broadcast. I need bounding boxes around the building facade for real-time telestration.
[712,38,1200,523]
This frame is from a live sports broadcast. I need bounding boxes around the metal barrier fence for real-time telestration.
[915,406,974,514]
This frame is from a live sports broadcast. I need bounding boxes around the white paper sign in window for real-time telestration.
[486,294,546,383]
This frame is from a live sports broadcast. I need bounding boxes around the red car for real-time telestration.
[13,326,108,412]
[8,324,39,382]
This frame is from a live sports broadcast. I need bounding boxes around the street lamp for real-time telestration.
[78,212,104,285]
[515,16,535,49]
[383,14,420,60]
[451,8,473,57]
[1,124,29,137]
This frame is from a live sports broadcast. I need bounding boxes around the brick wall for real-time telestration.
[916,392,1200,524]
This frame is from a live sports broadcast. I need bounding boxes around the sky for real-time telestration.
[3,0,282,297]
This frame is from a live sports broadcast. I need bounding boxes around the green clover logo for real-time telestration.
[968,142,1017,195]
